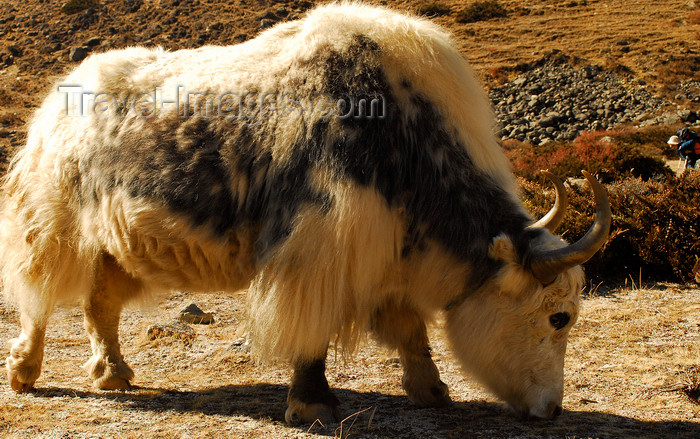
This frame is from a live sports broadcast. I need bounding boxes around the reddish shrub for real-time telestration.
[505,128,673,182]
[689,10,700,25]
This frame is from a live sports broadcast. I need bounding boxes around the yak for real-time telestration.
[1,2,610,424]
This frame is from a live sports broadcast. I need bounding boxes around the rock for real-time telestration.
[69,47,88,62]
[206,23,223,33]
[526,84,543,94]
[85,37,101,47]
[7,45,22,58]
[488,55,667,144]
[122,0,143,13]
[678,109,698,123]
[538,112,562,128]
[260,18,277,29]
[566,177,588,190]
[61,0,98,15]
[148,25,163,39]
[0,54,11,67]
[260,10,278,20]
[226,336,251,354]
[260,10,280,29]
[179,303,215,325]
[233,33,248,43]
[147,320,196,345]
[661,113,682,125]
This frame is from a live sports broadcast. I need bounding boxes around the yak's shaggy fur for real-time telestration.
[1,2,593,422]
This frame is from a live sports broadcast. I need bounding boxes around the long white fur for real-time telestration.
[1,2,582,417]
[1,1,512,355]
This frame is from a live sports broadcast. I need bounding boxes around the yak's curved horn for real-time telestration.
[529,171,611,284]
[530,170,568,232]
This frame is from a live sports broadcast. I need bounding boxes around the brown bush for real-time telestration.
[656,54,700,93]
[61,0,99,15]
[689,11,700,25]
[456,1,507,23]
[521,172,700,282]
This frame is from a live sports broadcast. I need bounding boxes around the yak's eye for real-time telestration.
[549,312,570,330]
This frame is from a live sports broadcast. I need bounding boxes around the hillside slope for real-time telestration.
[1,0,698,165]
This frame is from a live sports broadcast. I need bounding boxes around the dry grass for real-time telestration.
[412,0,700,98]
[2,284,700,438]
[415,1,452,18]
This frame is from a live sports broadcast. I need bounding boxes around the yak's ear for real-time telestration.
[489,233,541,298]
[488,233,519,264]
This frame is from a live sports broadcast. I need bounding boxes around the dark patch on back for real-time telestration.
[297,34,533,283]
[81,107,328,261]
[82,115,239,235]
[81,32,532,276]
[221,122,331,257]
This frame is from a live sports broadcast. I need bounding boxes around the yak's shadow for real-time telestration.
[30,384,700,438]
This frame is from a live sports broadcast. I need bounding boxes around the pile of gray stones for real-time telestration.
[487,55,697,145]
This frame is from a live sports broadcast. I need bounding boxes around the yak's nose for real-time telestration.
[540,401,563,420]
[511,400,563,420]
[523,402,563,420]
[551,404,563,419]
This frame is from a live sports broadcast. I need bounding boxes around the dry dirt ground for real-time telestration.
[2,0,700,438]
[1,284,700,438]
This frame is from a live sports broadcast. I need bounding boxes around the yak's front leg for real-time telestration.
[7,310,51,393]
[372,301,451,407]
[285,356,339,426]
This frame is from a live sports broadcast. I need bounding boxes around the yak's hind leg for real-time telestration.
[371,300,451,407]
[82,254,140,390]
[285,356,340,426]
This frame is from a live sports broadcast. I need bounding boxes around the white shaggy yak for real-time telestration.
[1,3,610,424]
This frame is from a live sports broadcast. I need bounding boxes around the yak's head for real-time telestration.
[446,171,610,420]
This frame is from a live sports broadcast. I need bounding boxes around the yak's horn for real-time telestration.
[529,171,611,284]
[530,170,568,232]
